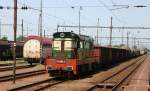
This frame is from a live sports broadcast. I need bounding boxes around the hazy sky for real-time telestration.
[0,0,150,49]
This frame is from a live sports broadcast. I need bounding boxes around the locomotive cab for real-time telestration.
[46,32,94,78]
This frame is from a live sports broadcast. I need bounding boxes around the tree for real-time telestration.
[16,35,24,41]
[1,36,8,40]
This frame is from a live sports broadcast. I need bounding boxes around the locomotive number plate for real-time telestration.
[56,60,66,63]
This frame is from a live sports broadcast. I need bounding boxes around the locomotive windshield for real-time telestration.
[52,32,93,59]
[53,38,73,51]
[52,37,76,59]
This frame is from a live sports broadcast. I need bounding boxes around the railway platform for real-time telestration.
[123,55,150,91]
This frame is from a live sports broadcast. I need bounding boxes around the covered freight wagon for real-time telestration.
[23,36,52,65]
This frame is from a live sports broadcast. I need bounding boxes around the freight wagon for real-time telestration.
[23,36,52,65]
[46,32,140,78]
[0,40,23,61]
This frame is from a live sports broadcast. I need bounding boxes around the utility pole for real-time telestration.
[97,18,99,46]
[109,17,113,48]
[137,40,139,49]
[13,0,17,84]
[109,17,113,62]
[21,19,24,41]
[44,29,45,37]
[79,6,82,35]
[27,25,28,36]
[40,0,43,64]
[127,32,129,49]
[38,14,40,36]
[122,29,124,45]
[0,19,1,39]
[57,24,59,32]
[133,37,136,49]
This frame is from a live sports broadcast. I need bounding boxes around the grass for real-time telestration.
[0,59,27,66]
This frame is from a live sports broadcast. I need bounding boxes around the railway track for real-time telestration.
[0,70,46,82]
[7,78,65,91]
[0,65,35,72]
[86,55,148,91]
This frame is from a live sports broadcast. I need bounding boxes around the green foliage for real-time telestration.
[16,35,24,41]
[1,36,8,40]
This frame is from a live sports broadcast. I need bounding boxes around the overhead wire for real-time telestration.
[110,0,115,5]
[17,0,75,35]
[63,0,99,25]
[17,0,99,29]
[64,0,72,7]
[17,1,76,25]
[18,1,77,34]
[97,0,127,25]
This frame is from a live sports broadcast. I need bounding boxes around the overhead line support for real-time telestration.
[57,25,150,29]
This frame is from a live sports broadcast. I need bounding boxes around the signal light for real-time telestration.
[21,6,28,9]
[0,6,3,9]
[7,6,11,9]
[134,5,147,8]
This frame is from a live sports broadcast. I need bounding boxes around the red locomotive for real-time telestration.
[46,32,136,78]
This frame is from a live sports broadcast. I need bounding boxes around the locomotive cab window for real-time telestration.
[53,40,61,50]
[64,40,72,50]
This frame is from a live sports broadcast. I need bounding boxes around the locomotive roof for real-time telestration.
[53,32,93,42]
[26,35,52,44]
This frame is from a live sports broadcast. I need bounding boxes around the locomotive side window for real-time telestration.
[80,42,83,48]
[85,42,90,49]
[73,41,77,48]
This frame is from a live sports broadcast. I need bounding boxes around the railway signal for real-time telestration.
[0,6,3,9]
[0,6,28,10]
[0,19,1,39]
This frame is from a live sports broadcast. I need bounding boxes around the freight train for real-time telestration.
[23,36,52,65]
[46,32,140,78]
[0,40,24,61]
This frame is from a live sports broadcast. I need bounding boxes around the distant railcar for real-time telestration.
[23,36,52,65]
[46,32,140,78]
[0,40,24,61]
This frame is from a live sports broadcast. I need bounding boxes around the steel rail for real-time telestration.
[7,78,65,91]
[0,65,35,71]
[0,70,45,82]
[86,55,147,91]
[111,55,148,91]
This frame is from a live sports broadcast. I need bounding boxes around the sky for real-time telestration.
[0,0,150,49]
